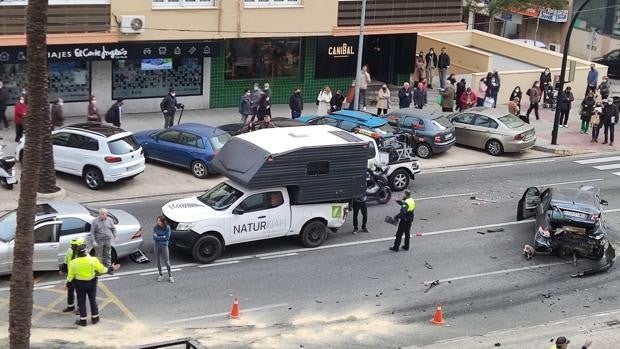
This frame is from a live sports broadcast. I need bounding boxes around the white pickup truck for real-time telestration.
[162,180,349,263]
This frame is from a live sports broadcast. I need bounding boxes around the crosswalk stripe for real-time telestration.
[575,156,620,164]
[593,163,620,170]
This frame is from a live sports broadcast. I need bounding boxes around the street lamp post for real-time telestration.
[354,0,367,111]
[551,0,593,145]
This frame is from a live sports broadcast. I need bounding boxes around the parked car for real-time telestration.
[134,123,231,179]
[0,201,143,275]
[16,123,145,190]
[448,107,536,156]
[383,108,456,158]
[593,49,620,77]
[297,110,394,138]
[218,117,307,136]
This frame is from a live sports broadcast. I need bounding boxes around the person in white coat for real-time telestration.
[317,86,332,116]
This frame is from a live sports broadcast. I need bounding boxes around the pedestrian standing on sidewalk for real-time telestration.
[508,97,520,116]
[477,78,487,107]
[238,89,251,123]
[87,95,101,122]
[540,68,552,103]
[160,88,183,128]
[419,78,429,106]
[0,80,8,130]
[376,84,390,115]
[526,82,542,120]
[389,189,415,252]
[289,87,303,119]
[487,73,500,108]
[437,47,450,89]
[598,76,611,100]
[602,96,619,146]
[59,237,84,314]
[415,52,426,83]
[509,86,522,110]
[153,215,173,283]
[440,81,455,112]
[398,82,412,109]
[104,99,123,128]
[456,78,466,111]
[460,87,476,110]
[359,65,371,110]
[50,98,64,130]
[316,86,332,117]
[351,193,368,235]
[559,86,575,127]
[13,95,27,142]
[590,101,602,143]
[346,81,356,110]
[580,92,596,134]
[585,63,599,96]
[425,48,438,89]
[413,81,425,109]
[89,208,117,268]
[330,89,345,112]
[67,243,119,326]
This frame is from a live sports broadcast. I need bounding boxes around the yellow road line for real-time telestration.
[98,282,140,323]
[97,298,115,311]
[31,293,66,323]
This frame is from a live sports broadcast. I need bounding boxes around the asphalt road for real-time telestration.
[1,152,620,348]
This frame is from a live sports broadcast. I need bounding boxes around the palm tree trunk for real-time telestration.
[9,1,48,348]
[37,118,57,194]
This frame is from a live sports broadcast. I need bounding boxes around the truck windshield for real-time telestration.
[197,182,244,210]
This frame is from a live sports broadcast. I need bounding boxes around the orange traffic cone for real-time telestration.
[430,304,445,325]
[230,297,240,319]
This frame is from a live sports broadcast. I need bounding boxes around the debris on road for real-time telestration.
[542,293,551,299]
[367,276,379,280]
[424,280,440,293]
[486,228,504,233]
[424,261,433,269]
[470,196,497,203]
[489,256,498,259]
[477,231,485,235]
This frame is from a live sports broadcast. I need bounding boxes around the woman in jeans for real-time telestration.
[153,215,173,283]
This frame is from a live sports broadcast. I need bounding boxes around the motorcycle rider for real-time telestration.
[389,190,416,252]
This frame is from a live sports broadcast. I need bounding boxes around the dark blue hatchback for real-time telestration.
[134,123,231,178]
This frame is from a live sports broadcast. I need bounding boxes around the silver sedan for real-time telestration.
[0,201,143,275]
[448,107,536,156]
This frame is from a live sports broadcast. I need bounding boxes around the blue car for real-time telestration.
[298,110,394,137]
[134,123,231,178]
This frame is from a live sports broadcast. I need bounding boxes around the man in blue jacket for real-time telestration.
[586,64,599,96]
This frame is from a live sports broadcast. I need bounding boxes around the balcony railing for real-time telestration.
[337,0,463,26]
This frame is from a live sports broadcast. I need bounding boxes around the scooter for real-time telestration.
[0,139,17,190]
[366,166,392,204]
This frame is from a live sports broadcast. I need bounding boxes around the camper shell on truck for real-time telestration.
[162,125,371,264]
[211,125,369,204]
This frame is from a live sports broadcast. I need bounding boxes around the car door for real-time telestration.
[32,221,62,271]
[57,217,91,264]
[451,113,476,146]
[68,134,100,175]
[51,131,72,172]
[176,131,206,167]
[150,130,182,163]
[230,191,288,242]
[470,115,495,149]
[517,187,541,220]
[536,189,552,235]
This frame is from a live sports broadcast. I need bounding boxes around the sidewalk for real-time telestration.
[406,308,620,349]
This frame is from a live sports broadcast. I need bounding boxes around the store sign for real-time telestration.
[0,41,220,64]
[538,8,568,23]
[315,36,359,78]
[510,6,540,17]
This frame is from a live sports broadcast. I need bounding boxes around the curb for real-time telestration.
[532,145,595,156]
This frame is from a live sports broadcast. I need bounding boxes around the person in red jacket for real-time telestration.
[14,95,27,142]
[459,87,477,110]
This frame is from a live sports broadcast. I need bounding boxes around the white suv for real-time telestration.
[17,123,145,190]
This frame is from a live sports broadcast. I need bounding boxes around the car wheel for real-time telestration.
[486,140,504,156]
[83,167,104,190]
[377,187,392,204]
[191,160,209,179]
[300,220,327,248]
[415,143,432,159]
[389,169,410,191]
[192,235,222,264]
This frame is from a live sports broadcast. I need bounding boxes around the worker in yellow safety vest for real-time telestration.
[67,244,119,326]
[59,237,85,313]
[390,189,416,252]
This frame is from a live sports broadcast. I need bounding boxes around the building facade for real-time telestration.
[0,0,464,115]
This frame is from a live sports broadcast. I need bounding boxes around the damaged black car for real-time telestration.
[517,186,614,262]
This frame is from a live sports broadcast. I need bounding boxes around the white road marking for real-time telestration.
[217,255,256,263]
[575,156,620,164]
[537,178,603,187]
[165,303,288,324]
[614,172,620,176]
[420,219,534,237]
[197,260,240,268]
[593,163,620,170]
[524,159,556,164]
[139,269,181,276]
[429,163,514,173]
[33,285,55,291]
[99,276,120,281]
[422,261,569,285]
[258,252,298,260]
[416,192,476,201]
[110,263,198,277]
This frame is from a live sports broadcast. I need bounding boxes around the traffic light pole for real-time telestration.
[354,0,367,111]
[551,0,593,145]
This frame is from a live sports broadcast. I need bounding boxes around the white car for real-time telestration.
[17,123,145,190]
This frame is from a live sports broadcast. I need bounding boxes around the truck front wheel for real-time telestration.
[192,235,222,264]
[300,220,327,248]
[389,168,410,191]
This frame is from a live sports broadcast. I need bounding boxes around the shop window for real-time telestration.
[112,58,203,100]
[244,0,300,6]
[152,0,215,8]
[225,38,301,80]
[0,61,90,104]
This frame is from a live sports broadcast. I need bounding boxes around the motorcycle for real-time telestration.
[0,139,17,190]
[366,166,392,204]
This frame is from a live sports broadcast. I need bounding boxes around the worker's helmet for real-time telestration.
[403,189,411,198]
[76,244,88,255]
[70,237,85,247]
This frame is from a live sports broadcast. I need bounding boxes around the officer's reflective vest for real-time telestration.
[67,256,108,282]
[405,198,416,212]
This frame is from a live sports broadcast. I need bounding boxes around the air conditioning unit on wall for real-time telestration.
[119,15,146,34]
[548,43,561,52]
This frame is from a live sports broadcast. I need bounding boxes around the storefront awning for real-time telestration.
[332,22,466,37]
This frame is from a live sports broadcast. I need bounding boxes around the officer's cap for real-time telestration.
[76,244,88,255]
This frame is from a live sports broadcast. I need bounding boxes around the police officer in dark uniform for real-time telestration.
[390,189,416,252]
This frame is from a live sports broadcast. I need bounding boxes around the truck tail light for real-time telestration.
[104,156,122,163]
[131,229,142,240]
